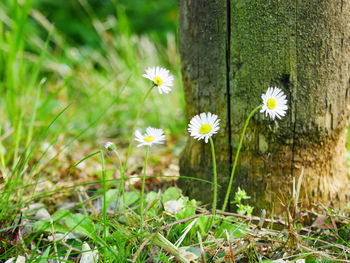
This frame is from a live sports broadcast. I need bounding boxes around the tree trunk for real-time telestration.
[179,0,350,213]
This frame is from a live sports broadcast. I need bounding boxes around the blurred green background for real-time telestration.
[0,0,184,172]
[32,0,178,45]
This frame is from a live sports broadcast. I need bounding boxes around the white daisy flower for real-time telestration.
[260,87,288,120]
[188,112,220,143]
[142,66,174,94]
[134,127,166,147]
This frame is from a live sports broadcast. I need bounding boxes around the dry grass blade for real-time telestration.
[175,218,198,247]
[153,233,189,263]
[225,230,235,263]
[197,231,207,263]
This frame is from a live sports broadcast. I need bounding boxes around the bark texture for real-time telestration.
[179,0,350,213]
[179,0,231,204]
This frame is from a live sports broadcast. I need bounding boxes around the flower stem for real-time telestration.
[222,105,262,212]
[140,146,150,232]
[209,137,218,217]
[206,137,218,232]
[100,151,108,240]
[124,85,154,169]
[113,149,125,211]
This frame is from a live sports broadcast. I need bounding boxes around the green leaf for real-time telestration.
[63,213,96,239]
[162,187,181,203]
[175,198,196,220]
[52,209,72,221]
[146,191,160,202]
[124,191,139,207]
[215,222,249,239]
[105,189,119,209]
[36,246,51,263]
[197,215,210,235]
[33,220,69,233]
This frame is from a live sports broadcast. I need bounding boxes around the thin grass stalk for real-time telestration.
[0,127,7,176]
[140,147,150,233]
[26,78,126,180]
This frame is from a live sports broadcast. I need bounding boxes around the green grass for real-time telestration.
[1,180,348,262]
[0,0,184,178]
[0,0,184,258]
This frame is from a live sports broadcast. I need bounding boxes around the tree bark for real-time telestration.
[179,0,350,213]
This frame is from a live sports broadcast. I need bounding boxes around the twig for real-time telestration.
[151,211,307,233]
[132,233,156,262]
[216,211,310,231]
[152,213,211,232]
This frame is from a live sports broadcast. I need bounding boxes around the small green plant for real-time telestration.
[231,187,254,216]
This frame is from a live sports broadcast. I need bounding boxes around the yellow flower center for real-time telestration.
[144,136,155,142]
[267,98,277,109]
[154,76,163,86]
[199,124,212,134]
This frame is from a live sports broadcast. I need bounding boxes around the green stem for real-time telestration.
[140,147,150,232]
[209,137,217,217]
[222,105,262,212]
[205,137,218,232]
[113,149,125,211]
[124,85,154,169]
[100,151,108,242]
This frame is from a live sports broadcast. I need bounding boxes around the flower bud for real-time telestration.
[104,142,116,151]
